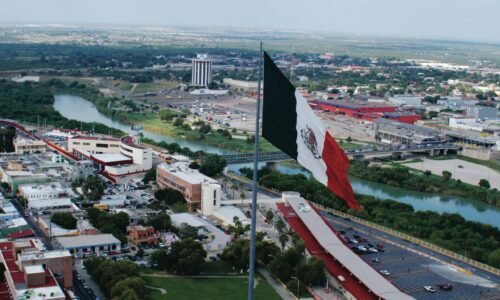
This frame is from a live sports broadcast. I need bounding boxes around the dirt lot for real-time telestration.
[404,158,500,189]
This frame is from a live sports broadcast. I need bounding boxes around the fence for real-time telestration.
[311,203,500,276]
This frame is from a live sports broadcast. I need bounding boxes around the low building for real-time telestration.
[0,168,51,196]
[156,162,221,211]
[128,225,158,245]
[466,106,498,120]
[0,239,71,300]
[56,234,121,256]
[27,197,77,212]
[18,182,69,200]
[13,137,47,154]
[70,160,95,180]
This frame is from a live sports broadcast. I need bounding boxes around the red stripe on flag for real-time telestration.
[322,132,361,210]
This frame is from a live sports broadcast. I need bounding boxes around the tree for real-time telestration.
[189,161,200,169]
[346,136,352,142]
[166,239,207,275]
[199,124,211,134]
[136,248,145,258]
[149,249,168,270]
[428,111,439,119]
[173,117,184,127]
[143,167,156,184]
[228,217,250,240]
[479,179,490,189]
[148,213,172,231]
[81,175,104,201]
[279,233,289,250]
[266,210,274,223]
[442,170,452,182]
[154,188,185,206]
[199,154,227,177]
[51,212,77,229]
[110,277,145,300]
[487,248,500,268]
[178,224,198,239]
[275,219,286,233]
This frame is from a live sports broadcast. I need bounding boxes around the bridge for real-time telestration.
[222,143,460,164]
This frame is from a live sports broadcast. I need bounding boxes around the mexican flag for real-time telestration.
[262,52,360,210]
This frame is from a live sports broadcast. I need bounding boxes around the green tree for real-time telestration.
[266,210,274,223]
[279,233,289,250]
[228,217,250,240]
[166,239,207,275]
[110,277,145,300]
[442,170,452,181]
[81,175,104,201]
[199,154,227,177]
[149,249,169,270]
[487,248,500,268]
[479,179,490,189]
[154,188,185,206]
[147,213,172,231]
[173,117,184,127]
[142,167,156,184]
[50,212,77,229]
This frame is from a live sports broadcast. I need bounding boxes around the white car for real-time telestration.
[424,286,436,293]
[380,270,390,276]
[368,247,379,253]
[298,203,311,212]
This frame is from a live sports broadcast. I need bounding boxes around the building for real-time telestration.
[156,162,221,211]
[222,78,259,91]
[70,160,95,180]
[191,54,212,87]
[0,239,72,300]
[375,119,442,145]
[56,234,121,256]
[128,225,158,245]
[388,96,422,106]
[13,137,47,154]
[68,135,152,181]
[466,106,498,120]
[0,168,52,196]
[18,182,69,200]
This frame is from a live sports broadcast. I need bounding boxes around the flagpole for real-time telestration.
[248,40,263,300]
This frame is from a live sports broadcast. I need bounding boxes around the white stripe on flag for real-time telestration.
[294,90,328,186]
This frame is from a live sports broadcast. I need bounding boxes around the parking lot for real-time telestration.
[322,213,500,300]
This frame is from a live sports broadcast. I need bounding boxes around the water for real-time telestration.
[227,163,500,228]
[53,94,500,228]
[53,94,229,154]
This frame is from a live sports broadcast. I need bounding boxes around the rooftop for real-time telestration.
[18,182,65,194]
[92,153,132,163]
[57,234,120,249]
[158,162,218,185]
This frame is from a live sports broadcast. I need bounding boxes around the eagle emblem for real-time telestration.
[301,125,321,159]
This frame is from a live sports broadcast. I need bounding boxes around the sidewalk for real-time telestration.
[258,267,295,300]
[75,258,107,300]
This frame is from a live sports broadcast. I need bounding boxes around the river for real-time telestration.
[227,163,500,228]
[53,94,229,154]
[53,94,500,228]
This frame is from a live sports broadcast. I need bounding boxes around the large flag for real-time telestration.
[262,52,360,210]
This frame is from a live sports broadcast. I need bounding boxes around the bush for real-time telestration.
[51,212,77,229]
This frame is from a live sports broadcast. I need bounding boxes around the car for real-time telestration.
[438,283,453,291]
[371,258,381,263]
[424,286,436,293]
[457,165,464,169]
[357,246,367,252]
[380,270,390,276]
[351,239,359,244]
[337,275,346,282]
[368,247,379,253]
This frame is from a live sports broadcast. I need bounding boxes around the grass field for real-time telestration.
[143,275,282,300]
[133,82,180,94]
[428,155,500,173]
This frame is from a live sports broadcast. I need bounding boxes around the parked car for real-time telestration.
[438,283,453,291]
[371,258,381,263]
[424,286,436,293]
[380,270,390,276]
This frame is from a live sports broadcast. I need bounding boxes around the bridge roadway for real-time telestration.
[223,143,460,164]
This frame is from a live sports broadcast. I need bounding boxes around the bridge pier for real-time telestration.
[429,149,435,156]
[443,149,448,156]
[352,154,365,161]
[266,161,277,170]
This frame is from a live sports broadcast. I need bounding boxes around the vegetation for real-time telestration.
[143,166,156,184]
[50,212,77,229]
[199,154,227,177]
[147,213,172,231]
[149,238,206,275]
[0,80,124,136]
[0,126,15,152]
[86,207,130,242]
[72,175,105,201]
[154,188,185,207]
[243,166,500,268]
[84,257,145,300]
[143,275,281,300]
[349,161,500,206]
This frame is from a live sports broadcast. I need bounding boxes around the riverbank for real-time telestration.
[55,85,278,153]
[350,160,500,207]
[242,166,500,268]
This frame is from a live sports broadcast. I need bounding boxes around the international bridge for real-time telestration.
[222,143,460,164]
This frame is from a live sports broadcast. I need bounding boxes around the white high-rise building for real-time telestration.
[191,54,212,87]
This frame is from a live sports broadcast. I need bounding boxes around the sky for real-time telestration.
[1,0,499,42]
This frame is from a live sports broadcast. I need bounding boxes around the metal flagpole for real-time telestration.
[247,40,263,300]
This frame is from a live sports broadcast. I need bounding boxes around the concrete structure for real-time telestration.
[448,117,484,132]
[18,182,69,200]
[13,137,47,154]
[27,197,75,211]
[222,78,259,91]
[466,106,498,120]
[375,119,442,145]
[0,168,51,196]
[437,98,478,110]
[278,192,413,300]
[191,54,212,87]
[128,225,158,245]
[57,234,121,256]
[388,96,422,106]
[68,135,152,181]
[156,162,220,211]
[70,160,94,180]
[0,240,71,300]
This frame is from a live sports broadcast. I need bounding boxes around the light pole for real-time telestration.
[291,276,300,297]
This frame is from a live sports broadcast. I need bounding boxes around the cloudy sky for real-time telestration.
[1,0,499,42]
